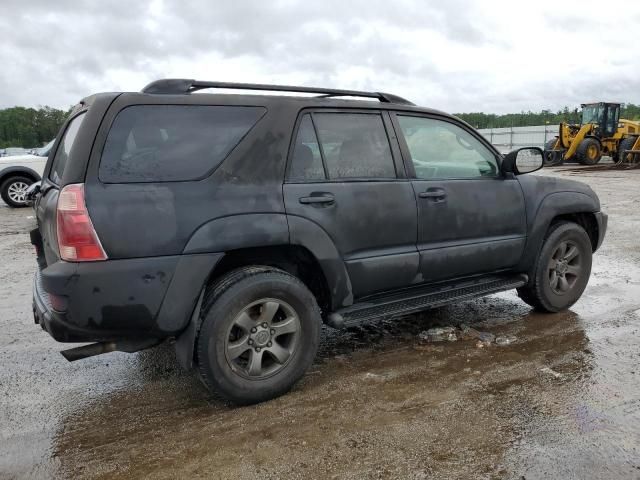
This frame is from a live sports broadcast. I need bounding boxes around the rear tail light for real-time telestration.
[56,183,108,262]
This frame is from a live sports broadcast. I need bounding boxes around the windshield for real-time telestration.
[582,105,603,125]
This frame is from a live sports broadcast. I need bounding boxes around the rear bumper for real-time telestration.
[33,268,107,342]
[32,253,223,343]
[594,211,608,251]
[33,269,57,338]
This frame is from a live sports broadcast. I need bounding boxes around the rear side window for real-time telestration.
[312,113,396,179]
[99,105,266,183]
[50,112,86,184]
[288,114,325,181]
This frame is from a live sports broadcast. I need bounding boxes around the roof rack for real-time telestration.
[141,78,414,105]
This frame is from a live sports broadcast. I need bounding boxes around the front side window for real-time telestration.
[49,113,86,184]
[313,113,396,180]
[100,105,266,183]
[397,116,498,179]
[582,105,603,125]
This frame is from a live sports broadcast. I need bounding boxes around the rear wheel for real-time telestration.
[196,266,321,405]
[576,137,602,165]
[617,136,638,164]
[0,175,34,208]
[517,222,592,312]
[543,138,564,166]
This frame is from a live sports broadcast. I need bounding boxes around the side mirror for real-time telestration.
[502,147,544,175]
[25,181,41,207]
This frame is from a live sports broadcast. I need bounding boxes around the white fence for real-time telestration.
[477,125,559,154]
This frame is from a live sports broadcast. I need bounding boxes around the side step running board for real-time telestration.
[327,274,528,329]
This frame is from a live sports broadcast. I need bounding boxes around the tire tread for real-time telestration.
[576,137,602,165]
[517,221,590,312]
[617,136,638,163]
[195,265,320,404]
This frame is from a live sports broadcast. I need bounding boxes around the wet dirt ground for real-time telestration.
[1,167,639,479]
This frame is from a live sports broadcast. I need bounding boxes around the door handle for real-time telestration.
[419,189,447,200]
[299,193,335,205]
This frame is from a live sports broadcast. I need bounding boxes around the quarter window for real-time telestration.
[49,112,86,184]
[288,114,325,181]
[397,116,498,179]
[99,105,266,183]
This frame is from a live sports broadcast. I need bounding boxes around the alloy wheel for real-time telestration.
[224,298,301,379]
[548,240,582,295]
[7,181,29,205]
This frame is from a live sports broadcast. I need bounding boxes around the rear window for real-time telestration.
[99,105,266,183]
[49,112,86,184]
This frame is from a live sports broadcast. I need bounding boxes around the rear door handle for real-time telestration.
[419,189,447,200]
[299,193,335,205]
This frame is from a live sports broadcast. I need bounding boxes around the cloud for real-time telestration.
[1,0,639,113]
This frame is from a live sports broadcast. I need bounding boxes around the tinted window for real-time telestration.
[288,114,325,181]
[100,105,266,183]
[50,113,86,184]
[313,113,395,179]
[397,116,498,179]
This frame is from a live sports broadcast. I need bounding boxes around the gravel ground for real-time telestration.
[1,167,639,479]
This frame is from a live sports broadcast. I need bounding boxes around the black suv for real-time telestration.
[30,79,607,404]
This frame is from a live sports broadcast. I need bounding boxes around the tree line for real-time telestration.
[455,104,640,130]
[1,103,640,149]
[0,106,70,149]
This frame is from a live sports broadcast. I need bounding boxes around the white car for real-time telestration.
[2,147,30,157]
[0,140,53,207]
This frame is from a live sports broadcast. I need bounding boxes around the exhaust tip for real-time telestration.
[61,342,116,361]
[60,339,161,361]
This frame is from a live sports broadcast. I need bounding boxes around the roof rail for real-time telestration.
[141,78,414,105]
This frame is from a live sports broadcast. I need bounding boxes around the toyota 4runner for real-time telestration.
[30,79,607,404]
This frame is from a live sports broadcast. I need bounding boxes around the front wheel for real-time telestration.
[576,138,602,165]
[1,175,34,208]
[517,222,592,312]
[196,266,321,405]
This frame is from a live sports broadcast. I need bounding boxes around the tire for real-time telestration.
[575,137,602,165]
[543,138,564,166]
[617,136,638,164]
[196,266,321,405]
[517,222,592,313]
[0,175,34,208]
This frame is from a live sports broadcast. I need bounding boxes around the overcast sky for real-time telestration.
[1,0,639,113]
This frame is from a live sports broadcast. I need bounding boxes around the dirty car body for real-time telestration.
[31,79,607,404]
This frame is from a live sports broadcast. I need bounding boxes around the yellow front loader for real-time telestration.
[544,102,640,166]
